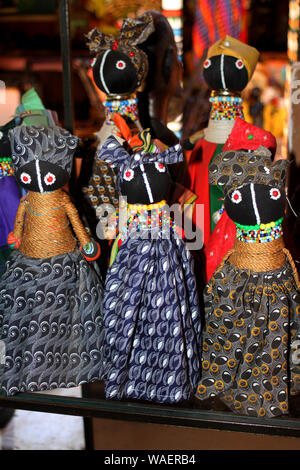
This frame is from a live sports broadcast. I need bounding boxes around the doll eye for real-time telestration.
[123,168,134,181]
[203,59,211,69]
[116,60,126,70]
[20,172,31,184]
[155,162,166,173]
[231,189,242,204]
[44,172,56,186]
[235,59,244,70]
[270,187,281,200]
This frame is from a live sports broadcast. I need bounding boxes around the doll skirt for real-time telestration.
[0,248,104,396]
[101,230,202,404]
[196,259,300,418]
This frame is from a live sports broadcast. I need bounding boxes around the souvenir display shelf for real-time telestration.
[0,0,300,451]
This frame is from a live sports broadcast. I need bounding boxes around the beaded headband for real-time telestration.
[209,146,288,194]
[9,126,79,176]
[87,12,154,91]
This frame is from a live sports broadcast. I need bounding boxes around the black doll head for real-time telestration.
[225,183,286,226]
[203,36,259,92]
[9,126,79,193]
[210,146,288,226]
[98,135,183,204]
[91,49,141,96]
[121,161,172,204]
[87,13,154,97]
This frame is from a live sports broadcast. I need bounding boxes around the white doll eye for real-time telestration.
[123,168,134,181]
[116,60,126,70]
[235,59,244,70]
[203,59,211,69]
[270,187,281,200]
[155,162,166,173]
[231,189,242,204]
[20,172,31,184]
[44,172,56,186]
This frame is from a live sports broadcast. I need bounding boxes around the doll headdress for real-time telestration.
[98,135,183,190]
[222,117,277,155]
[86,12,154,91]
[206,35,259,81]
[209,146,288,195]
[9,126,79,176]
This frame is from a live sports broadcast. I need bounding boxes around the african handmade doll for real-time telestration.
[97,134,202,403]
[196,146,300,417]
[0,88,58,275]
[80,12,155,222]
[0,126,103,396]
[186,36,259,246]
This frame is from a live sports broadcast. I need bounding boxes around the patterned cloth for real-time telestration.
[192,0,248,59]
[0,248,104,396]
[196,259,300,417]
[102,224,202,403]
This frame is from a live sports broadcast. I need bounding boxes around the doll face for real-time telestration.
[16,160,68,193]
[203,55,249,92]
[120,161,172,204]
[92,49,139,96]
[224,183,286,226]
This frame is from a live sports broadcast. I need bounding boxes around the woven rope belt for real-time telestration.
[228,237,286,271]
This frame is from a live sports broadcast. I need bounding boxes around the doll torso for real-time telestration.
[19,189,76,259]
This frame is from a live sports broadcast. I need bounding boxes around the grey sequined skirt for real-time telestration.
[196,259,300,418]
[0,248,104,396]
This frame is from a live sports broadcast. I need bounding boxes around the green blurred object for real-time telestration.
[15,88,57,126]
[17,0,57,14]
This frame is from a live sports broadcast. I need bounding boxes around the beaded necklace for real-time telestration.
[118,200,176,241]
[0,157,14,178]
[103,96,139,125]
[209,95,244,121]
[235,217,284,243]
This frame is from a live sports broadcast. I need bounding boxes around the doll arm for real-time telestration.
[63,192,101,261]
[7,197,26,249]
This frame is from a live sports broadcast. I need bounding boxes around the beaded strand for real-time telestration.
[0,157,14,178]
[104,97,139,124]
[235,217,284,243]
[209,95,244,121]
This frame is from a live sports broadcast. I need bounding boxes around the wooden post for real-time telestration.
[59,0,74,133]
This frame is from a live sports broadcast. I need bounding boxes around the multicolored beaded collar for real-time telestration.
[235,217,284,243]
[209,95,244,121]
[0,157,14,179]
[103,96,139,125]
